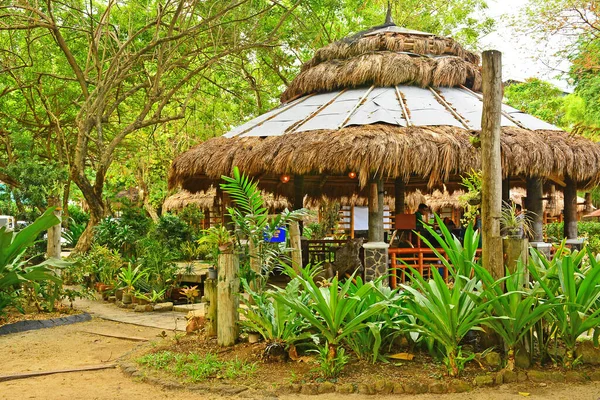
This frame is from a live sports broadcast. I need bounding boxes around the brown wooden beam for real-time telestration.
[564,178,578,239]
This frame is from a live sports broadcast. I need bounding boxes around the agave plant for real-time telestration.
[117,263,147,294]
[476,261,556,370]
[528,243,600,369]
[399,215,501,377]
[239,277,313,357]
[271,264,387,363]
[344,276,406,363]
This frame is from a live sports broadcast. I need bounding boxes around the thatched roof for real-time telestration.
[163,189,291,212]
[170,125,600,193]
[169,19,600,198]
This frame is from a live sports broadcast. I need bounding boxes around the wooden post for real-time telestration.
[46,197,62,259]
[368,179,384,242]
[564,177,578,239]
[293,175,304,232]
[289,221,302,273]
[480,50,504,280]
[584,192,593,215]
[503,238,529,288]
[526,178,544,242]
[502,177,510,205]
[217,248,239,347]
[395,178,405,214]
[248,240,262,290]
[205,278,217,337]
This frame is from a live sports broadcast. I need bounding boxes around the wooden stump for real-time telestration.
[503,237,529,287]
[217,250,239,347]
[205,278,217,337]
[289,221,302,273]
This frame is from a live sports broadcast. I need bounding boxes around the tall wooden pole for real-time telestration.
[46,197,62,259]
[368,179,384,242]
[564,177,578,240]
[480,50,504,280]
[217,248,239,346]
[394,178,405,215]
[293,175,304,232]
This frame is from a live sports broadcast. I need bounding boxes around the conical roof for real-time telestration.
[169,20,600,197]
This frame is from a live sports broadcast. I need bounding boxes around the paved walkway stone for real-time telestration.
[172,303,205,313]
[70,297,186,331]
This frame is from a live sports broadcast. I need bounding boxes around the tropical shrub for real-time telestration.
[239,277,313,356]
[62,217,87,248]
[400,216,499,377]
[150,214,192,253]
[528,244,600,369]
[0,208,64,315]
[545,221,600,253]
[271,265,387,372]
[477,261,556,370]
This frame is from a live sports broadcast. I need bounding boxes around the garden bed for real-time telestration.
[120,334,600,396]
[0,307,88,335]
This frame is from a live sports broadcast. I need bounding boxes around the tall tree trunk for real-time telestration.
[46,196,62,259]
[71,175,105,253]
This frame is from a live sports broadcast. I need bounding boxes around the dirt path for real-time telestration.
[2,318,600,400]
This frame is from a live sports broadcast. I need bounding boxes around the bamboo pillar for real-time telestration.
[394,178,405,214]
[526,178,544,242]
[564,178,578,240]
[46,198,62,259]
[368,179,384,243]
[480,50,504,280]
[289,221,302,273]
[205,278,217,337]
[217,248,239,347]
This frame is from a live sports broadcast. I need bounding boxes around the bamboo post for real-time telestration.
[564,178,578,239]
[217,248,239,346]
[205,278,217,337]
[395,178,405,214]
[294,175,304,232]
[248,240,262,290]
[480,50,504,280]
[289,221,302,273]
[584,192,593,215]
[368,179,385,243]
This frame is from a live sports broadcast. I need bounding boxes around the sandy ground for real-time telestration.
[2,318,600,400]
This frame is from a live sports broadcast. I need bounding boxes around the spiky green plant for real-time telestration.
[528,243,600,369]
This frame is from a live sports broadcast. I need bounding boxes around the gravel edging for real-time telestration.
[117,351,600,397]
[0,312,91,336]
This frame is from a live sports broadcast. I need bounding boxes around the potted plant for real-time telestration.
[198,225,234,279]
[117,264,147,304]
[180,285,199,304]
[500,201,534,239]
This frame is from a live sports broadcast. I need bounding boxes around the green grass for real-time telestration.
[137,351,257,382]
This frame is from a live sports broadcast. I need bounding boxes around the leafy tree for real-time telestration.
[504,78,567,127]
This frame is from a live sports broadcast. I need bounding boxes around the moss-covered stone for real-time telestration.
[317,382,335,394]
[300,384,319,395]
[483,351,503,371]
[473,375,494,387]
[576,340,600,365]
[565,371,586,383]
[447,380,472,393]
[393,383,405,394]
[337,383,355,394]
[403,382,428,394]
[429,382,447,394]
[357,383,374,395]
[373,379,393,394]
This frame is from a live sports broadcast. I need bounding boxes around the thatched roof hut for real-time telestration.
[170,20,600,200]
[163,189,292,213]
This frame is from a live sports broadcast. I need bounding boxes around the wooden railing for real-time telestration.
[301,239,365,267]
[388,247,482,288]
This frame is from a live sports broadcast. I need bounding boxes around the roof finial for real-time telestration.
[385,1,394,25]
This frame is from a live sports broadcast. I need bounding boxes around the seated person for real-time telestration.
[415,203,435,243]
[443,217,457,230]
